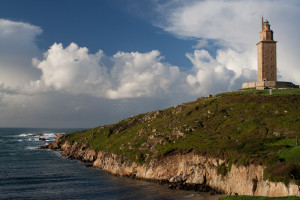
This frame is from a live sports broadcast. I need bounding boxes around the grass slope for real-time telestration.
[61,89,300,184]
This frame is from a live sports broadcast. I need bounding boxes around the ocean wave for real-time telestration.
[25,146,38,150]
[16,132,64,142]
[17,133,29,137]
[27,137,40,141]
[17,132,60,137]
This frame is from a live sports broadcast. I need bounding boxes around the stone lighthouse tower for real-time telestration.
[257,17,277,83]
[242,18,299,89]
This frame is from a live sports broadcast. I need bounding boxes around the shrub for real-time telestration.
[217,163,228,177]
[264,162,300,185]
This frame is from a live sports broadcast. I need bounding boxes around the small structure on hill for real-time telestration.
[242,17,299,90]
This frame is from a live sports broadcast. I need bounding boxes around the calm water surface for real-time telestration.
[0,128,223,200]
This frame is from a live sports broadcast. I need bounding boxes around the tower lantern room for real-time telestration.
[260,18,274,41]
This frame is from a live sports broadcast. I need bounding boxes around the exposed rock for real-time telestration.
[273,132,283,137]
[172,130,186,139]
[45,135,300,197]
[172,105,184,114]
[38,144,49,149]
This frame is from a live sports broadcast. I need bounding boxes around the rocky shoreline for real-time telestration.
[41,134,300,197]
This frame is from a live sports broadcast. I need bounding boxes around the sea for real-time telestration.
[0,128,223,200]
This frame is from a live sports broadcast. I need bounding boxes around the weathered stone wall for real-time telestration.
[242,82,256,89]
[257,41,277,82]
[277,81,299,88]
[256,81,276,90]
[242,81,299,90]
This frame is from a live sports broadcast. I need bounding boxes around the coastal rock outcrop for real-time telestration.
[46,136,300,197]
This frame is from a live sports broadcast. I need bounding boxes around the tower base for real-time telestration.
[242,81,299,90]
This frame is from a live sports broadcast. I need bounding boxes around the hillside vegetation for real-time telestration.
[61,88,300,184]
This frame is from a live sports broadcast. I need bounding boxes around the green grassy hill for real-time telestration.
[61,88,300,184]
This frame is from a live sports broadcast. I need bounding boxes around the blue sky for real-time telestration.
[0,0,196,67]
[0,0,299,128]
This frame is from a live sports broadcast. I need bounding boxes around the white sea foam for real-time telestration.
[17,133,29,137]
[43,133,57,137]
[27,137,40,141]
[25,146,37,150]
[16,132,63,142]
[42,133,58,140]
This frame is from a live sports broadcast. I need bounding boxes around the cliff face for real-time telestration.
[48,137,300,197]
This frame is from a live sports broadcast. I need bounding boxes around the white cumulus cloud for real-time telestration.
[186,49,256,95]
[32,42,110,96]
[31,43,185,99]
[106,50,183,99]
[31,42,250,99]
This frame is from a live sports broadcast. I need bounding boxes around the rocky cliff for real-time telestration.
[44,136,300,197]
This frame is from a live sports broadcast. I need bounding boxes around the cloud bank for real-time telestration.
[31,43,183,99]
[0,19,42,87]
[28,42,251,100]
